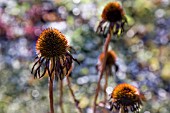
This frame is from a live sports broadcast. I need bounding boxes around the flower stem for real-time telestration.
[119,105,125,113]
[67,77,83,113]
[104,69,109,106]
[49,59,54,113]
[49,78,54,113]
[93,33,111,113]
[66,66,83,113]
[59,80,64,113]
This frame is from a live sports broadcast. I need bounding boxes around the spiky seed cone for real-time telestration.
[99,50,117,66]
[102,2,125,22]
[31,28,79,80]
[110,83,145,113]
[36,28,68,58]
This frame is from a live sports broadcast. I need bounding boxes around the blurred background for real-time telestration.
[0,0,170,113]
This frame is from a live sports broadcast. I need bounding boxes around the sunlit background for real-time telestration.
[0,0,170,113]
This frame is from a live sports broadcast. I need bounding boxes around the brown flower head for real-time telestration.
[110,83,146,113]
[96,2,127,36]
[96,50,119,75]
[31,28,79,80]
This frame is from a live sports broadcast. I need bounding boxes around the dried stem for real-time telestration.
[49,59,54,113]
[119,105,125,113]
[93,33,112,113]
[59,80,64,113]
[66,66,83,113]
[104,69,109,106]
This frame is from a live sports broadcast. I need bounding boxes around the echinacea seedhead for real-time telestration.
[96,2,127,36]
[99,50,117,66]
[110,83,145,113]
[31,28,79,80]
[36,28,68,58]
[101,2,125,22]
[97,50,119,74]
